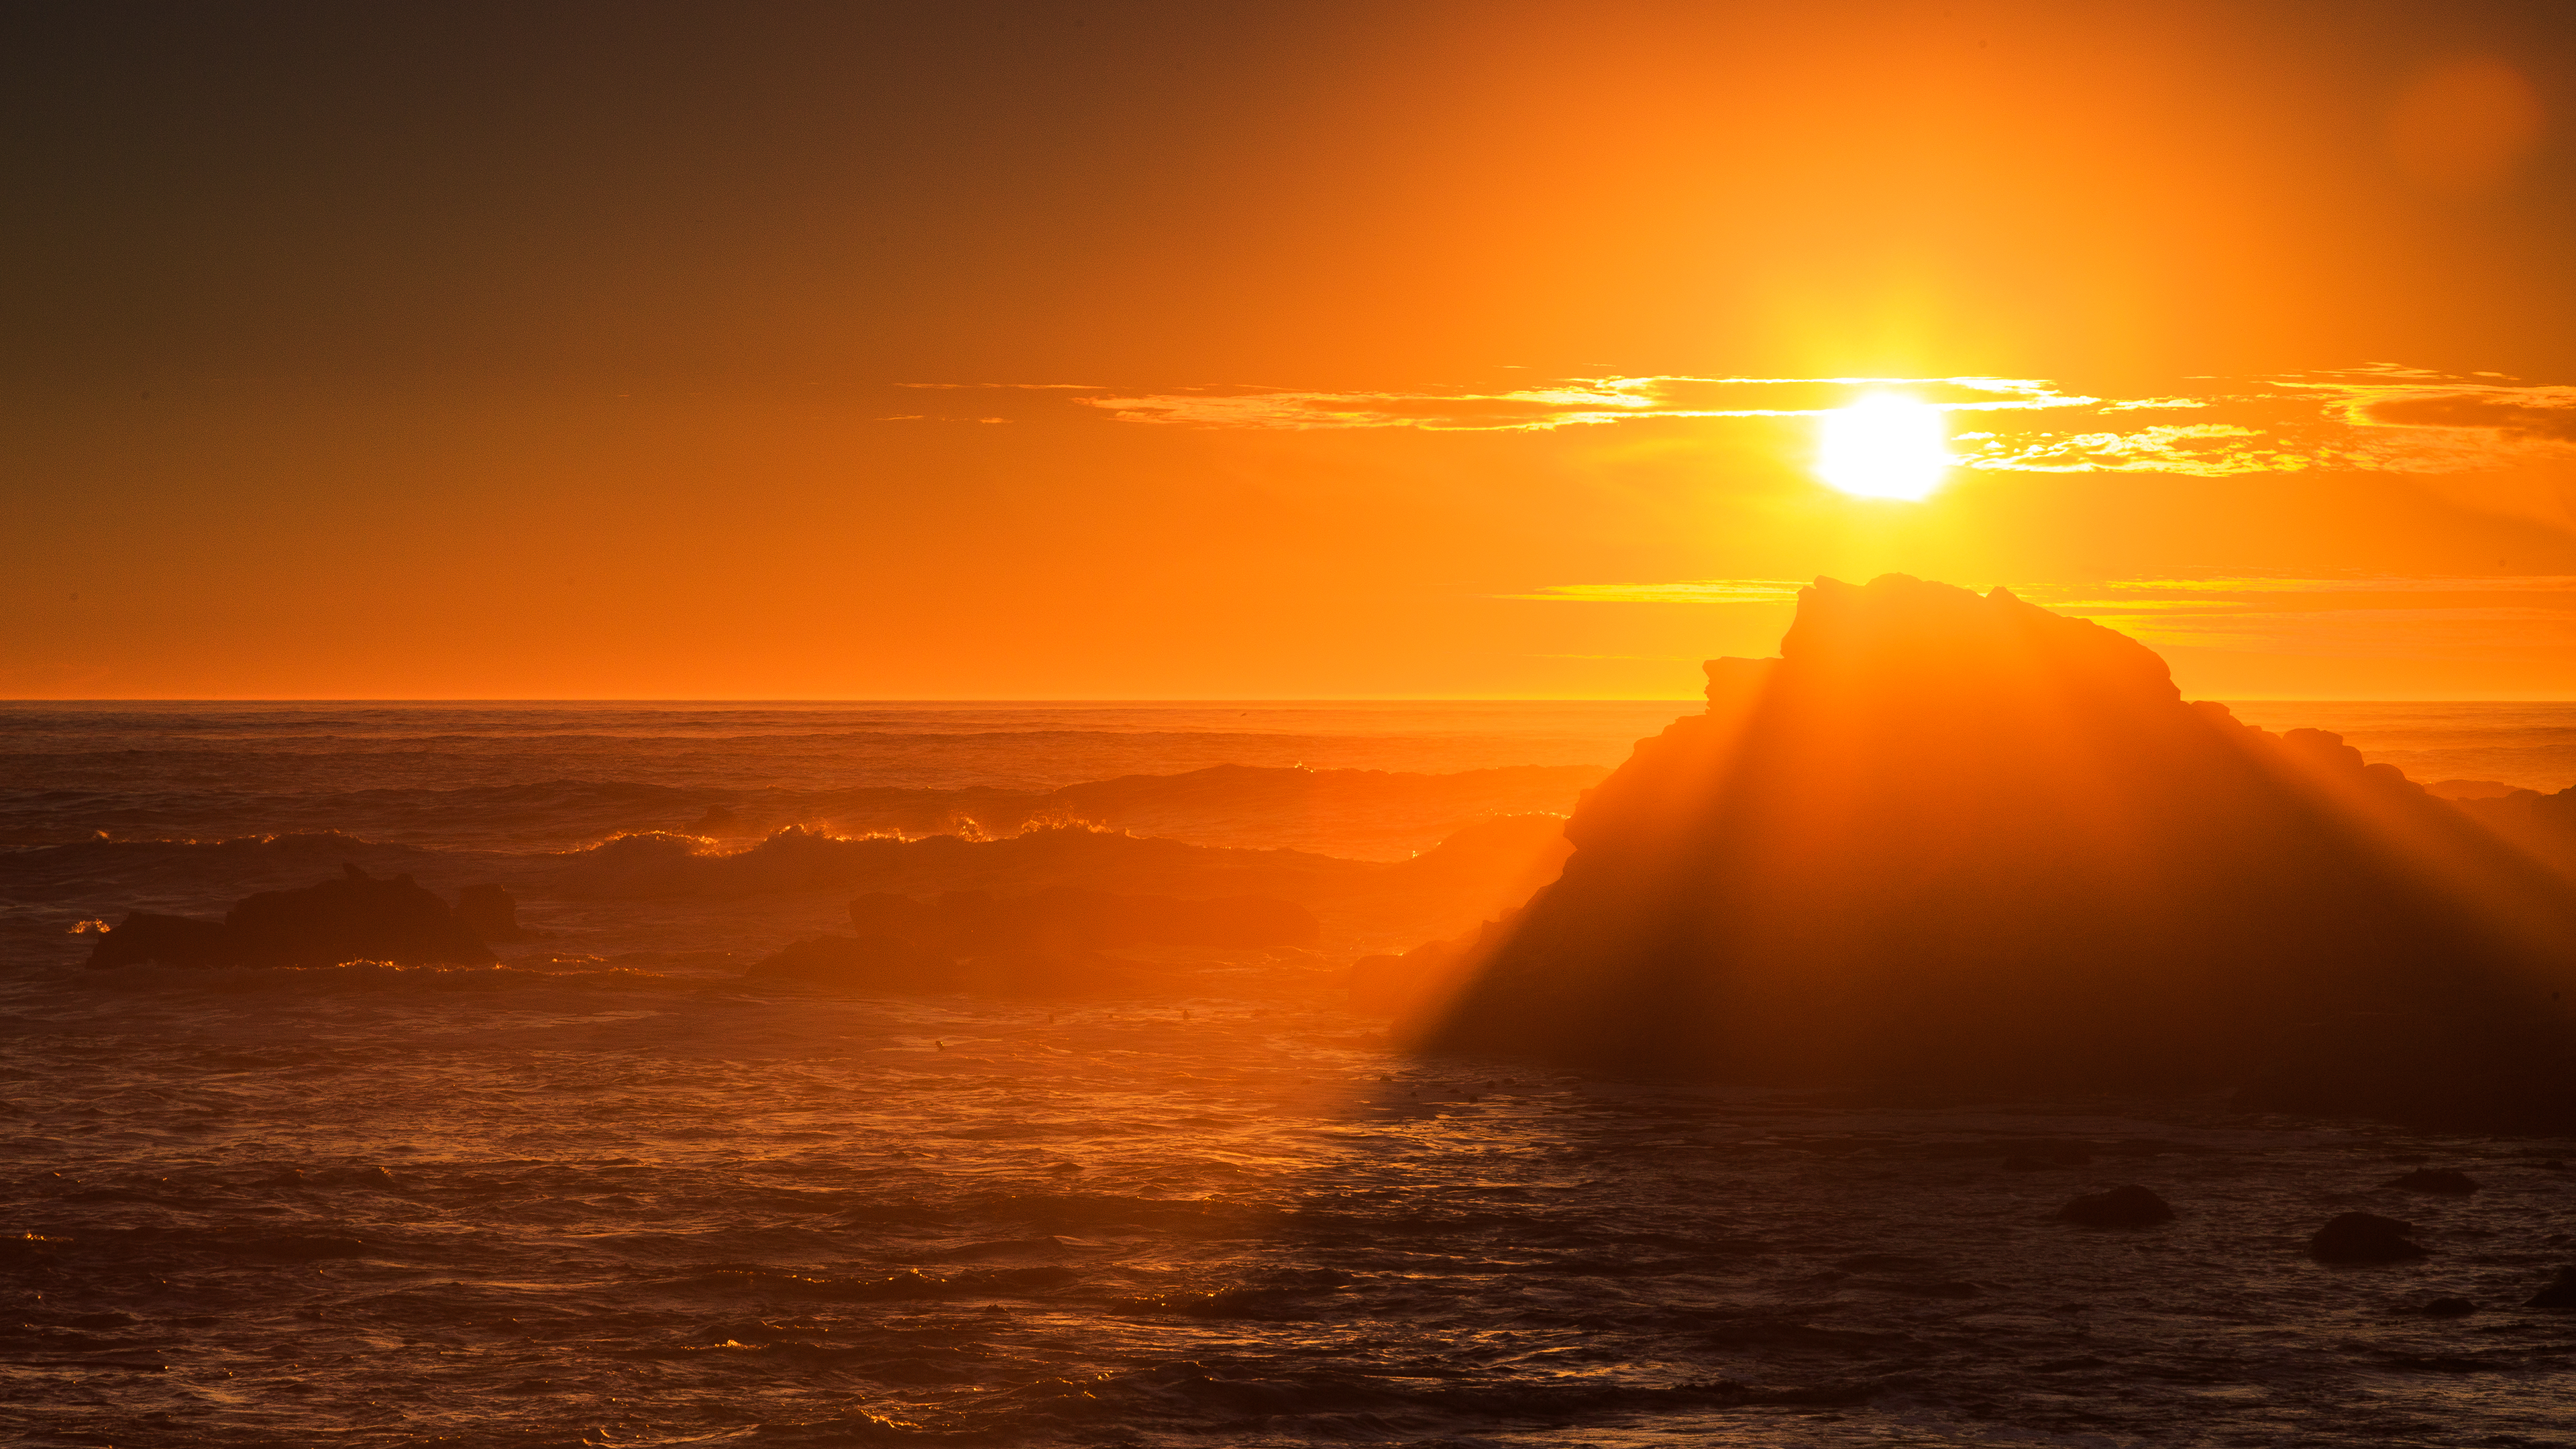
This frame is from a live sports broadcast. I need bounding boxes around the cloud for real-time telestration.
[1961,423,2302,476]
[2263,369,2576,469]
[2079,575,2576,596]
[898,365,2576,476]
[2348,390,2576,442]
[1028,375,2092,433]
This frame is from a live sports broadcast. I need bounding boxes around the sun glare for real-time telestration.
[1816,394,1951,500]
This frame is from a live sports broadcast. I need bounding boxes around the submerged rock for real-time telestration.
[1417,574,2576,1121]
[2309,1212,2430,1263]
[2056,1185,2174,1227]
[85,865,496,969]
[81,912,237,969]
[454,883,533,943]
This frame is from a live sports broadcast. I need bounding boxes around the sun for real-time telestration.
[1815,394,1952,500]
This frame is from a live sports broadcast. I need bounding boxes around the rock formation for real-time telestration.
[454,883,533,942]
[1421,575,2576,1118]
[85,865,498,969]
[2309,1212,2429,1263]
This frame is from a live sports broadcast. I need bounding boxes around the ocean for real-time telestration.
[6,700,2573,1446]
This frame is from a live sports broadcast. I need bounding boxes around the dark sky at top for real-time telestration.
[15,1,2576,698]
[13,0,2576,392]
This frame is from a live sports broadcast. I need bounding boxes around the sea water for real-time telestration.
[5,701,2573,1446]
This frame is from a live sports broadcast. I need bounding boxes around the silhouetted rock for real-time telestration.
[454,883,531,942]
[552,821,1545,943]
[225,865,496,967]
[1421,574,2576,1121]
[85,865,496,969]
[2526,1267,2576,1309]
[2389,1168,2479,1194]
[1349,912,1522,1018]
[2055,1185,2173,1227]
[2424,1296,2477,1316]
[82,912,239,969]
[2310,1212,2430,1263]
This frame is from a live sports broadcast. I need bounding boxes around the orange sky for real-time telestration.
[11,1,2576,698]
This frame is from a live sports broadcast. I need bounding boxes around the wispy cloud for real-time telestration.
[893,364,2576,477]
[2081,575,2576,596]
[2097,396,2211,412]
[1961,423,2300,476]
[2271,368,2576,470]
[1071,375,2086,432]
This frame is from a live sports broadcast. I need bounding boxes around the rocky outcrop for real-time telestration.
[79,912,236,969]
[553,816,1567,944]
[454,883,533,942]
[2309,1212,2430,1263]
[85,865,498,969]
[1421,575,2576,1116]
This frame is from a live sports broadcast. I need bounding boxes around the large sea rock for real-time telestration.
[1424,575,2576,1119]
[85,865,498,969]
